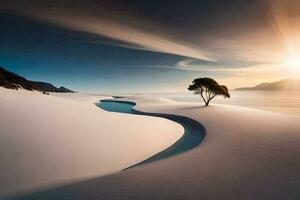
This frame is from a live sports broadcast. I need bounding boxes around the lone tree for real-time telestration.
[188,78,230,106]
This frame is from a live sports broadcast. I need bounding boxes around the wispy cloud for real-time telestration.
[172,58,262,72]
[0,0,216,62]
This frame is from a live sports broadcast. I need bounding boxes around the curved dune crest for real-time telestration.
[0,89,183,197]
[97,100,205,167]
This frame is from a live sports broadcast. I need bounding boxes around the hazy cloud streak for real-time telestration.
[0,0,216,62]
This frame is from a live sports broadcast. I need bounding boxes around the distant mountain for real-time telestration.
[29,81,74,93]
[29,81,60,92]
[0,66,34,90]
[57,86,74,93]
[236,79,300,91]
[0,66,74,93]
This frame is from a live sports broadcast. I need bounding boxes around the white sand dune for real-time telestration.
[15,95,300,200]
[0,88,183,197]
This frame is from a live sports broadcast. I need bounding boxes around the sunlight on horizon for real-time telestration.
[284,54,300,74]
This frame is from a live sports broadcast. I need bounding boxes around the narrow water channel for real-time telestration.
[96,100,205,168]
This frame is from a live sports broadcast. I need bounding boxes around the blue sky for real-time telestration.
[0,14,199,92]
[1,0,299,92]
[0,12,213,92]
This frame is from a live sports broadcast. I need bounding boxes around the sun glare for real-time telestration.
[285,55,300,73]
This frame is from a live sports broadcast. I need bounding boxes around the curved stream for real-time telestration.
[96,99,205,168]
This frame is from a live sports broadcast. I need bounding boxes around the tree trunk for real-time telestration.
[205,95,216,106]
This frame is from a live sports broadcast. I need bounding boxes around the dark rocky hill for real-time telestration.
[0,66,34,90]
[0,66,74,93]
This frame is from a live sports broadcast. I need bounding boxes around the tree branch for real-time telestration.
[207,94,216,105]
[200,92,207,105]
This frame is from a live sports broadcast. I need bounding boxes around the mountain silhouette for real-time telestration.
[0,66,74,93]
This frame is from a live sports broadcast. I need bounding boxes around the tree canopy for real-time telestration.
[188,78,230,106]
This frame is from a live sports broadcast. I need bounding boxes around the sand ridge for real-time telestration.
[0,89,183,197]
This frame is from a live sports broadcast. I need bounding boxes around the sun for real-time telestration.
[287,56,300,67]
[285,55,300,74]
